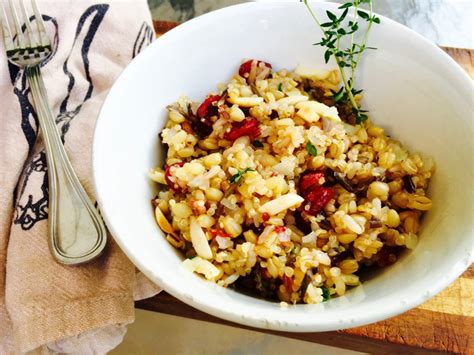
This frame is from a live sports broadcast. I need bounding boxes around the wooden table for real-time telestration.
[139,21,474,354]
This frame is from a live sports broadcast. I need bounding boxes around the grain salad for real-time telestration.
[149,59,434,304]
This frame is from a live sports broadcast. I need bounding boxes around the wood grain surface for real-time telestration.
[441,47,474,79]
[139,268,473,354]
[139,21,474,354]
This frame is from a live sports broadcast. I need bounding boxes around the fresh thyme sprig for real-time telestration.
[303,0,380,124]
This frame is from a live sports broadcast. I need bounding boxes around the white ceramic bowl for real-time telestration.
[93,1,473,331]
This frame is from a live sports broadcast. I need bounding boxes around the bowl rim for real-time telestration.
[93,0,473,332]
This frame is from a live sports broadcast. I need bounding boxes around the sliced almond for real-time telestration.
[274,118,295,127]
[148,168,166,184]
[315,250,331,265]
[296,100,341,122]
[227,96,264,107]
[296,106,319,123]
[259,193,304,215]
[277,95,308,106]
[182,256,221,280]
[343,214,364,234]
[190,218,213,259]
[294,65,331,81]
[154,206,175,234]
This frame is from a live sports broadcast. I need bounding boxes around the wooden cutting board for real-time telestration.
[137,21,474,354]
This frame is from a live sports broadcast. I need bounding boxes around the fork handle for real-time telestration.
[26,65,107,264]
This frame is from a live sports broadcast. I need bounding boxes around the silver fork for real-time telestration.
[0,0,107,264]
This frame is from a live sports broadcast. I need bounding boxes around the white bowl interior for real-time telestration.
[93,2,473,331]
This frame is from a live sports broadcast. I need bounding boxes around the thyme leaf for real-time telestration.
[306,141,318,156]
[230,168,255,184]
[321,286,331,302]
[252,140,264,148]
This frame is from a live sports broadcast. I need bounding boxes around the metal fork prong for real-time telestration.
[8,0,26,48]
[19,0,37,46]
[30,0,49,47]
[0,3,14,52]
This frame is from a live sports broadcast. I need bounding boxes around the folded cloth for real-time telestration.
[0,1,161,353]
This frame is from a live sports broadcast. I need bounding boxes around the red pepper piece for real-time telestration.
[238,59,272,77]
[164,162,185,193]
[209,228,231,239]
[303,186,334,216]
[262,212,270,222]
[224,118,260,141]
[283,275,293,291]
[197,95,221,119]
[299,171,326,195]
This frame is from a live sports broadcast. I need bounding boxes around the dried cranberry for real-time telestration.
[376,246,403,267]
[193,95,221,138]
[274,226,286,233]
[164,162,185,193]
[262,268,272,279]
[283,275,293,291]
[224,118,260,141]
[197,95,221,119]
[262,212,270,222]
[299,171,326,195]
[238,59,272,78]
[193,118,213,138]
[181,121,194,134]
[303,186,334,216]
[209,228,231,239]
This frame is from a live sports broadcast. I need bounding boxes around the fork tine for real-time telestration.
[0,2,15,52]
[30,0,49,47]
[19,0,37,46]
[8,0,26,48]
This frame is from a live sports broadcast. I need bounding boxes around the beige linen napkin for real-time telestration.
[0,1,160,353]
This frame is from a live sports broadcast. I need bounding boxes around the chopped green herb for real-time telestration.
[321,286,331,302]
[188,255,196,260]
[306,141,318,156]
[278,83,283,92]
[230,168,255,184]
[252,140,264,148]
[290,246,300,255]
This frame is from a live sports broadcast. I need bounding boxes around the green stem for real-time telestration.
[352,1,374,84]
[303,0,327,40]
[349,2,360,90]
[337,59,359,110]
[334,20,359,111]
